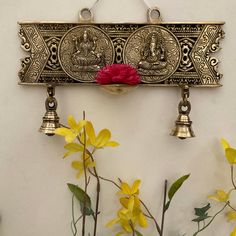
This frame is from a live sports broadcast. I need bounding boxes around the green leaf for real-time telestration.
[135,230,143,236]
[194,203,211,217]
[192,215,211,222]
[192,203,212,223]
[164,174,190,212]
[67,183,94,216]
[168,174,190,201]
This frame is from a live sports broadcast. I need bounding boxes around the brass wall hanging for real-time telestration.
[18,7,225,139]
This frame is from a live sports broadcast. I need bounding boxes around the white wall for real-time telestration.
[0,0,235,235]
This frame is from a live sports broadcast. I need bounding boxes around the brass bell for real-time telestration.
[170,85,195,139]
[39,86,60,136]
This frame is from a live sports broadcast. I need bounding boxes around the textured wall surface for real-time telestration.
[0,0,235,235]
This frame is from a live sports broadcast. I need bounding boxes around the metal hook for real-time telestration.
[79,8,94,22]
[147,7,162,23]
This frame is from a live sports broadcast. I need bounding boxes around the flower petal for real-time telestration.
[68,115,77,130]
[85,121,96,145]
[221,138,231,150]
[131,180,141,195]
[138,212,148,228]
[226,211,236,222]
[71,161,83,170]
[120,182,132,195]
[76,170,84,179]
[208,189,229,202]
[105,141,120,147]
[65,133,77,143]
[76,120,87,133]
[63,151,75,159]
[226,148,236,164]
[54,127,71,136]
[115,231,126,236]
[95,129,111,148]
[231,226,236,236]
[106,218,120,227]
[64,143,83,152]
[120,197,129,208]
[128,196,135,212]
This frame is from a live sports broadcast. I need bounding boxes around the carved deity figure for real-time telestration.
[71,30,105,70]
[138,31,167,70]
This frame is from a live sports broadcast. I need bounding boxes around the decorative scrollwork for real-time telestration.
[179,38,195,72]
[45,37,61,70]
[19,28,31,52]
[113,38,126,64]
[18,22,224,86]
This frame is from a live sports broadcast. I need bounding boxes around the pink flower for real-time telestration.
[96,64,141,85]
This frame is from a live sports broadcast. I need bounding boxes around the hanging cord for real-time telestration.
[79,0,162,23]
[89,0,160,11]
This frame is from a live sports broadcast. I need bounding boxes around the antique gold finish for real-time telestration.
[18,7,225,138]
[39,85,60,136]
[170,85,195,139]
[18,7,224,87]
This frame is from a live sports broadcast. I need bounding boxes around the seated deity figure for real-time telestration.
[71,30,105,71]
[138,31,167,71]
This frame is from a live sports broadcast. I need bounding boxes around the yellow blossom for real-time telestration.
[226,211,236,222]
[231,226,236,236]
[208,189,232,202]
[54,115,87,143]
[85,121,119,149]
[71,153,95,179]
[119,180,141,196]
[63,143,84,158]
[221,138,236,164]
[107,196,147,232]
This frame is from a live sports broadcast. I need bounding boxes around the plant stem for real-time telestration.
[88,169,121,190]
[228,204,236,211]
[92,164,100,236]
[140,200,161,235]
[86,148,100,236]
[82,111,88,236]
[160,180,168,236]
[231,165,236,190]
[193,202,229,236]
[71,194,77,236]
[130,221,135,236]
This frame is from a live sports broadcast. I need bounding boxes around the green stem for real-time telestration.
[193,202,229,236]
[160,180,168,236]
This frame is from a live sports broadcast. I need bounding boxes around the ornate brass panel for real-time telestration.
[19,22,224,87]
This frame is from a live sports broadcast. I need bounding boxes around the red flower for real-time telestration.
[96,64,141,85]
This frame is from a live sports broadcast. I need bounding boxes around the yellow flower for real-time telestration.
[120,196,147,228]
[226,211,236,222]
[107,196,147,233]
[221,138,236,164]
[231,226,236,236]
[208,189,232,202]
[71,154,95,178]
[119,180,141,196]
[85,121,119,149]
[55,115,87,143]
[63,143,84,158]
